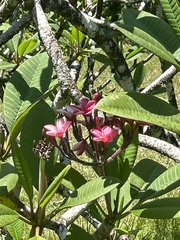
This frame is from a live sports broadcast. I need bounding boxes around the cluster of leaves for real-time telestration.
[0,0,180,239]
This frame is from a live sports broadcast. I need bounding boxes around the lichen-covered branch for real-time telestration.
[0,12,32,47]
[139,134,180,162]
[33,0,83,107]
[46,0,136,92]
[141,65,178,94]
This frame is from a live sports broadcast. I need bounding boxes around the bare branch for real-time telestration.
[141,65,178,94]
[33,0,83,107]
[0,12,32,47]
[58,202,91,226]
[139,134,180,162]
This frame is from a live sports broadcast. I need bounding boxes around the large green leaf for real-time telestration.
[66,224,94,240]
[6,219,24,240]
[10,80,58,139]
[140,163,180,200]
[159,0,180,40]
[130,159,167,200]
[114,9,180,66]
[95,92,180,134]
[39,165,71,208]
[60,176,120,210]
[11,137,33,200]
[105,127,138,185]
[20,100,56,188]
[132,198,180,219]
[3,52,53,131]
[0,204,19,227]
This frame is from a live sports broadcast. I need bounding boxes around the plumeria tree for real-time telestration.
[0,0,180,239]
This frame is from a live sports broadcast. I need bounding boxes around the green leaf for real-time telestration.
[0,173,18,196]
[52,163,87,190]
[114,9,180,66]
[20,100,56,187]
[39,165,71,208]
[28,237,46,240]
[10,82,58,139]
[119,181,133,212]
[62,30,74,43]
[159,0,180,40]
[71,27,85,45]
[66,224,94,240]
[114,228,129,236]
[140,163,180,200]
[130,159,167,200]
[134,63,145,88]
[3,52,53,131]
[91,53,113,66]
[105,127,138,185]
[0,204,19,227]
[0,61,16,70]
[18,39,37,57]
[126,46,144,61]
[95,92,180,134]
[11,137,33,200]
[0,161,18,196]
[6,219,24,240]
[60,176,120,210]
[0,23,10,31]
[5,34,20,53]
[132,198,180,219]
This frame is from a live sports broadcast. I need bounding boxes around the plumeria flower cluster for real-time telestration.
[43,93,139,165]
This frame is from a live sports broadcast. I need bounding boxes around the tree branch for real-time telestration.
[0,12,32,47]
[47,0,136,92]
[139,133,180,162]
[92,217,116,240]
[33,0,83,107]
[141,65,178,94]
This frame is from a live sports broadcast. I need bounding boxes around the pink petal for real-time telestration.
[93,136,104,142]
[90,129,103,138]
[56,118,65,130]
[80,98,89,109]
[44,124,58,136]
[62,121,72,132]
[102,126,112,136]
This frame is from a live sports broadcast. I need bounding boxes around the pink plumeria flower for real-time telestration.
[91,126,118,143]
[72,140,87,155]
[44,118,71,139]
[69,98,96,115]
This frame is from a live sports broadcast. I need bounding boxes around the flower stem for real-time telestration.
[37,158,47,234]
